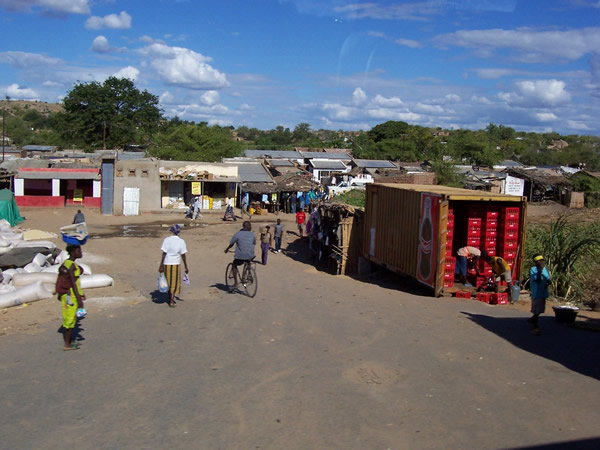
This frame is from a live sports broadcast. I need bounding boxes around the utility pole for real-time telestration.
[2,96,9,162]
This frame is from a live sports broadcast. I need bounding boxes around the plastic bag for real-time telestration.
[182,273,190,286]
[158,273,168,293]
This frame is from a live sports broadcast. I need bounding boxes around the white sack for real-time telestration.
[11,272,58,288]
[13,240,56,249]
[80,274,113,289]
[0,282,53,309]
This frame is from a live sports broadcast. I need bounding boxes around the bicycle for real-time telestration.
[225,257,258,297]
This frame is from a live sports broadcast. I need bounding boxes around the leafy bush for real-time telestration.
[332,190,365,208]
[525,215,600,303]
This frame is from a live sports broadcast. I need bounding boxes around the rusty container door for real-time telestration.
[434,199,449,296]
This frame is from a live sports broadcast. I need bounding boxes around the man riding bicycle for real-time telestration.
[224,221,256,290]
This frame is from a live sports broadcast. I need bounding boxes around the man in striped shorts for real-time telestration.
[159,224,189,308]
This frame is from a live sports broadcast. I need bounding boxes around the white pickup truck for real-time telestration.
[329,178,372,196]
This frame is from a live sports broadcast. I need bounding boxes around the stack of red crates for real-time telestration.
[480,207,499,277]
[499,207,520,273]
[444,210,455,287]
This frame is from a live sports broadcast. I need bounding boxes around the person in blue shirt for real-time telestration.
[529,255,550,335]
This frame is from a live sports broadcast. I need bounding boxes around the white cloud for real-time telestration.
[0,0,90,14]
[515,79,571,105]
[373,94,403,107]
[535,112,558,122]
[352,87,367,105]
[414,103,444,114]
[323,103,356,120]
[4,83,38,99]
[444,94,461,103]
[367,108,421,121]
[567,120,591,131]
[159,91,175,105]
[394,38,421,48]
[200,90,220,106]
[0,51,62,68]
[139,43,229,89]
[436,27,600,62]
[239,103,254,111]
[91,36,111,53]
[112,66,139,81]
[85,11,132,30]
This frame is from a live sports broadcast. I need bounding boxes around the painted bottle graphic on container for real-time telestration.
[418,196,433,280]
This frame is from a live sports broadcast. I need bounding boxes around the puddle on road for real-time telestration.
[92,222,212,239]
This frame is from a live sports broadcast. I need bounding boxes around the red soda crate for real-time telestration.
[483,248,496,257]
[501,229,519,240]
[491,293,508,305]
[467,237,481,247]
[502,239,518,250]
[503,249,517,259]
[444,279,455,288]
[468,217,482,227]
[505,207,520,220]
[485,228,498,238]
[444,267,455,278]
[468,228,481,238]
[506,257,515,267]
[485,219,498,229]
[484,236,497,247]
[447,229,454,240]
[448,213,455,224]
[455,290,472,299]
[501,218,519,231]
[445,257,456,269]
[476,292,492,303]
[472,276,486,289]
[486,208,500,219]
[447,221,454,231]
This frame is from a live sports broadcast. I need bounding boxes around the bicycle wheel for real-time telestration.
[225,263,236,292]
[242,264,258,298]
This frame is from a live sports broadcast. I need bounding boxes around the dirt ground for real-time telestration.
[1,205,599,449]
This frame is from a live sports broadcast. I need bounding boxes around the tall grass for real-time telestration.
[525,215,600,303]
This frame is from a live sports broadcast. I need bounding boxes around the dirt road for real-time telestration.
[1,207,599,449]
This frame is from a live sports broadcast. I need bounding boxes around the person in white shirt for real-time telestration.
[159,224,189,308]
[193,197,202,220]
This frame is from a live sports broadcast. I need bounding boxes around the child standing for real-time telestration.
[529,255,550,335]
[260,225,272,265]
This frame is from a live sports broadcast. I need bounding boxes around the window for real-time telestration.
[116,169,123,177]
[141,170,149,178]
[128,169,136,177]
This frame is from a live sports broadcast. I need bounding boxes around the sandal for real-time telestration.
[169,303,176,308]
[63,343,80,351]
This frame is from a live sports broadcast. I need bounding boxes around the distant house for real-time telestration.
[13,160,101,208]
[548,139,569,150]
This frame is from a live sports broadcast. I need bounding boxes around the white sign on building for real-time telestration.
[504,175,525,196]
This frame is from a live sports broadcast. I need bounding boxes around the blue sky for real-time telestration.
[1,0,599,135]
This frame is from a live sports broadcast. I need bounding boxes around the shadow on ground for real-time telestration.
[462,312,600,381]
[282,233,433,297]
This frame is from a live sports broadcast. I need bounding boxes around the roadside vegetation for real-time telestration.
[525,215,600,308]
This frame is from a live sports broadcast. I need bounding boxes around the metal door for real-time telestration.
[123,187,140,216]
[434,199,449,297]
[101,160,114,215]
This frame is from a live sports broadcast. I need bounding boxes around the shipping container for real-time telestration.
[363,184,528,296]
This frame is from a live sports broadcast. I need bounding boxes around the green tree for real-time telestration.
[293,122,311,142]
[57,77,162,149]
[368,120,409,143]
[150,123,243,162]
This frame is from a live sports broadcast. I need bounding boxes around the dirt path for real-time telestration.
[1,206,599,449]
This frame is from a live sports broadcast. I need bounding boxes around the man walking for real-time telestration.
[296,208,306,237]
[241,194,251,219]
[273,218,284,253]
[159,224,189,308]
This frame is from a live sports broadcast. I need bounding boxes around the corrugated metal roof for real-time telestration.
[374,183,523,202]
[310,160,347,169]
[267,159,295,166]
[245,149,303,159]
[301,151,351,159]
[354,159,396,168]
[22,145,57,152]
[17,168,100,180]
[236,163,274,183]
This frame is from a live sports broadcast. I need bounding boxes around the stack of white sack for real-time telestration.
[0,221,114,309]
